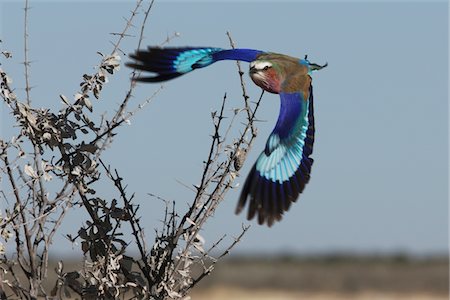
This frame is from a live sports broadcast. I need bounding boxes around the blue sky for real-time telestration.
[1,1,448,257]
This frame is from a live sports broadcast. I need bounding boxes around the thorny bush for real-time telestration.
[0,1,261,299]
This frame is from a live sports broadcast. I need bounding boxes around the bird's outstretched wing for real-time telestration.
[236,86,315,226]
[126,47,264,82]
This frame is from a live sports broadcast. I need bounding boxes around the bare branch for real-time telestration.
[227,31,256,136]
[23,0,31,104]
[0,1,260,299]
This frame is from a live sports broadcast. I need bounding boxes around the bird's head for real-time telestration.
[249,60,283,94]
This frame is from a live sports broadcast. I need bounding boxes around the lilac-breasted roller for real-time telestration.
[127,47,326,226]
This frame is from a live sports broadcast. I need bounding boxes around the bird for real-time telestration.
[126,47,326,226]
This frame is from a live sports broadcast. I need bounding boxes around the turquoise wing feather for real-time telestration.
[236,87,315,226]
[126,47,264,82]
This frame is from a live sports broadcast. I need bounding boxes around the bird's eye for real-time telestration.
[263,66,270,71]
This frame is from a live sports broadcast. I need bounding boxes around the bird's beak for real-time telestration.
[249,66,257,74]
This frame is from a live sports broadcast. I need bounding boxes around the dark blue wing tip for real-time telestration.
[127,48,181,81]
[236,160,313,227]
[127,46,223,82]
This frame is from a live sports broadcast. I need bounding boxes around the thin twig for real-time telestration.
[110,0,145,55]
[227,31,256,136]
[23,0,31,105]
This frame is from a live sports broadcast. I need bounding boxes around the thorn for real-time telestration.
[212,132,221,140]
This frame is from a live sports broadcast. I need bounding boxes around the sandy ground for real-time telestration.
[4,256,447,299]
[191,287,448,300]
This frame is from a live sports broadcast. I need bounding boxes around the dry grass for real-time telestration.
[192,287,448,300]
[191,255,448,300]
[7,255,447,299]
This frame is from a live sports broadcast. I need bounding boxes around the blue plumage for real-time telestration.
[212,49,264,63]
[271,92,305,140]
[237,88,314,225]
[127,47,263,82]
[127,46,326,226]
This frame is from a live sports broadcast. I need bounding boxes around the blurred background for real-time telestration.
[1,1,448,299]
